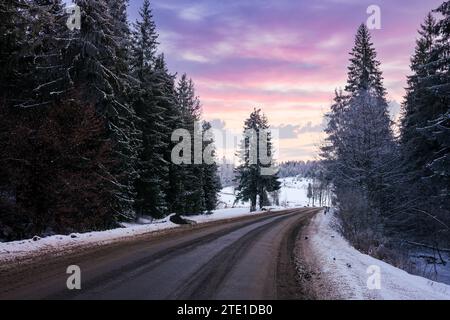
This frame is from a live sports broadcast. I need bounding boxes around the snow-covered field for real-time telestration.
[278,177,311,207]
[219,176,312,208]
[307,209,450,300]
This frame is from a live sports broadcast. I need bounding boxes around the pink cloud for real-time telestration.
[128,0,444,160]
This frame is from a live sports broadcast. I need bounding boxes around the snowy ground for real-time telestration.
[305,209,450,300]
[218,186,249,208]
[219,176,312,209]
[278,177,311,207]
[0,207,272,264]
[0,216,176,264]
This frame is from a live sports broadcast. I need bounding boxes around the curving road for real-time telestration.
[0,208,319,300]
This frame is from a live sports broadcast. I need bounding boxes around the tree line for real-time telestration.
[0,0,221,241]
[321,1,449,256]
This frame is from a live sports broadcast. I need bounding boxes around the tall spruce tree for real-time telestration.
[424,1,450,189]
[397,3,450,245]
[68,0,141,220]
[235,109,280,212]
[419,2,450,241]
[130,0,169,218]
[157,57,186,215]
[176,74,204,214]
[130,0,158,77]
[27,0,71,106]
[346,24,386,98]
[401,13,438,157]
[0,0,36,107]
[397,14,443,238]
[321,24,396,243]
[202,121,222,213]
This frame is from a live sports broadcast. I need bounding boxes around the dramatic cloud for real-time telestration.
[128,0,442,160]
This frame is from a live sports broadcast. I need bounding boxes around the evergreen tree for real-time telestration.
[419,2,450,240]
[401,13,438,157]
[130,0,158,77]
[0,0,34,107]
[155,55,185,215]
[321,25,396,243]
[176,74,204,214]
[424,1,450,188]
[320,90,349,170]
[307,183,313,206]
[130,0,169,218]
[27,0,71,106]
[202,121,222,213]
[69,0,142,220]
[0,97,118,240]
[235,109,280,212]
[397,14,443,238]
[346,24,386,98]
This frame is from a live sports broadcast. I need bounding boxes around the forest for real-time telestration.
[0,0,223,240]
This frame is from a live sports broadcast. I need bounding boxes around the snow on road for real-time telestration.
[307,210,450,300]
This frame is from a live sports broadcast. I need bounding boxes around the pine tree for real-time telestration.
[401,13,438,157]
[235,109,280,212]
[155,55,185,215]
[321,25,397,241]
[69,0,141,220]
[307,183,313,206]
[320,90,348,168]
[425,1,450,184]
[419,2,450,239]
[202,121,222,213]
[129,0,169,218]
[176,74,204,214]
[346,24,386,98]
[0,0,34,107]
[396,14,444,239]
[130,0,158,77]
[0,96,119,240]
[26,0,71,106]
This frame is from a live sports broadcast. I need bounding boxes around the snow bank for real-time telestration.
[0,207,268,264]
[187,208,254,223]
[309,210,450,300]
[0,217,177,264]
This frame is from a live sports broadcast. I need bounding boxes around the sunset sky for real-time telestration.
[126,0,443,161]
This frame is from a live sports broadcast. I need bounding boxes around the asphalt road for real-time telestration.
[0,208,319,300]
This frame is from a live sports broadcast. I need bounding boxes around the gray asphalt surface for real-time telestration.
[0,208,319,300]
